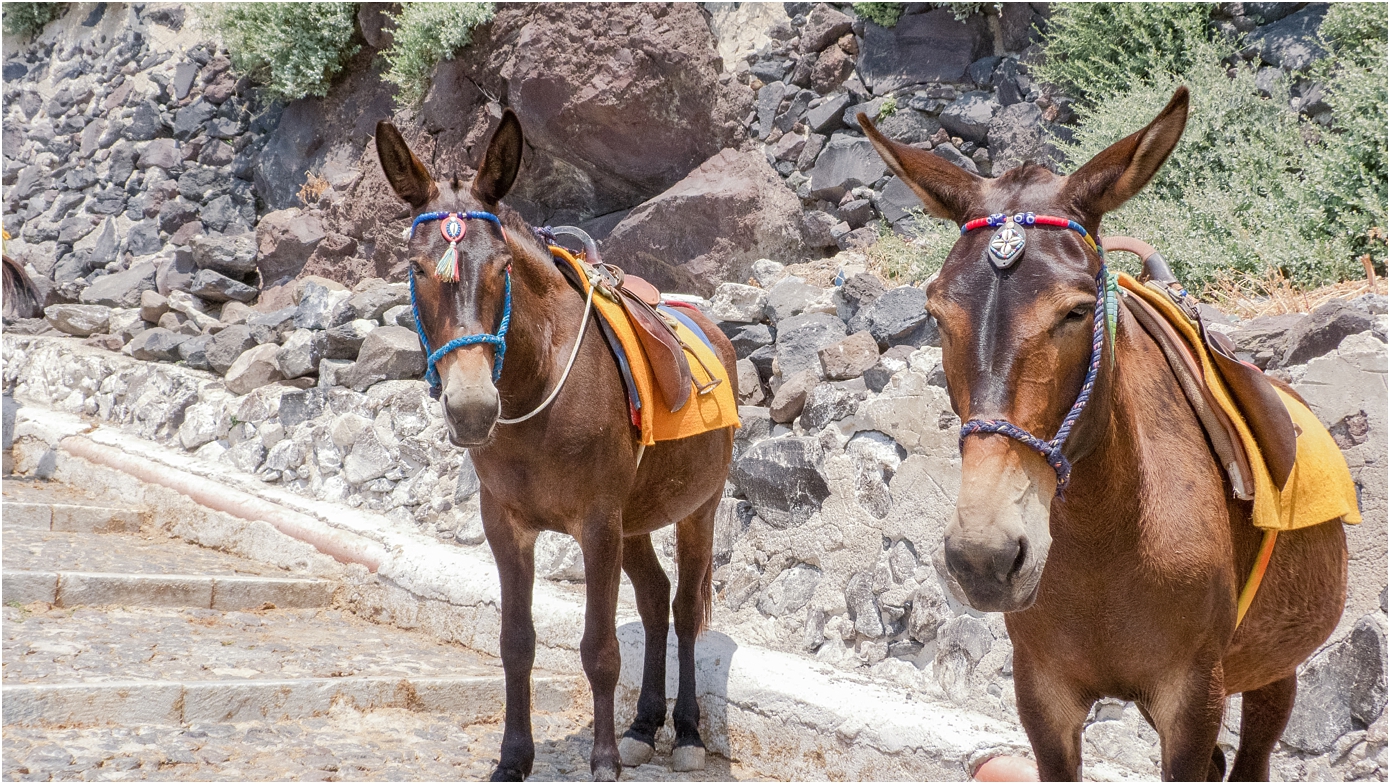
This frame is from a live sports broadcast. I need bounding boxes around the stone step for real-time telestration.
[2,570,335,609]
[2,673,584,728]
[4,501,141,533]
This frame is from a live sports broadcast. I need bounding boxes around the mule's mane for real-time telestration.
[993,162,1056,188]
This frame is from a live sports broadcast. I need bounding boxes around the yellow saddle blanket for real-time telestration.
[1120,273,1361,531]
[550,247,740,446]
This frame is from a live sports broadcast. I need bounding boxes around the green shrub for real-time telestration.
[876,95,898,121]
[854,3,903,29]
[202,3,361,101]
[867,210,959,283]
[382,2,494,106]
[1034,4,1216,107]
[1056,35,1381,290]
[3,3,65,37]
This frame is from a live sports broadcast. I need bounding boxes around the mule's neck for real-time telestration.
[491,232,583,416]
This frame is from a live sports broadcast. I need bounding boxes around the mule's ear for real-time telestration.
[376,121,436,208]
[1062,86,1189,219]
[860,112,982,223]
[472,109,523,206]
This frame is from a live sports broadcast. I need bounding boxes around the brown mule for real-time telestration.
[376,112,737,781]
[861,87,1349,781]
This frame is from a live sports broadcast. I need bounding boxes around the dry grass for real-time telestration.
[296,173,329,207]
[1206,261,1386,319]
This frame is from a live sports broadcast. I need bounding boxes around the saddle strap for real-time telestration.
[1121,290,1257,500]
[616,288,694,412]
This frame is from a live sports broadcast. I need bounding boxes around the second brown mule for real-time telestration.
[377,111,737,781]
[861,87,1349,780]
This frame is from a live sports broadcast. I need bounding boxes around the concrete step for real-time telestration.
[3,673,584,728]
[5,501,141,533]
[2,570,335,609]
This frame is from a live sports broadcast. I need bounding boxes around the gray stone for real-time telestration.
[1229,313,1305,369]
[275,329,322,379]
[857,8,987,93]
[818,331,880,380]
[319,319,378,360]
[809,135,889,202]
[836,198,874,229]
[78,262,157,308]
[801,4,853,52]
[766,277,833,323]
[845,571,883,637]
[343,427,394,485]
[256,209,327,285]
[805,93,851,134]
[246,306,298,345]
[757,563,823,616]
[987,101,1047,173]
[939,91,998,145]
[709,283,770,324]
[757,81,788,140]
[801,210,840,248]
[127,220,162,256]
[770,369,819,424]
[349,326,426,392]
[206,324,257,375]
[864,344,916,392]
[775,311,848,380]
[107,309,148,342]
[935,615,993,700]
[382,304,416,330]
[185,269,258,303]
[931,142,979,175]
[1278,300,1373,368]
[156,249,198,295]
[850,285,935,348]
[190,233,258,277]
[294,281,351,330]
[128,327,190,361]
[725,322,776,359]
[318,359,356,388]
[800,381,867,431]
[334,285,410,325]
[877,109,942,145]
[178,334,212,371]
[45,304,111,336]
[736,358,765,405]
[1249,4,1328,71]
[837,272,887,321]
[201,193,251,234]
[729,436,830,529]
[137,138,182,171]
[907,581,951,643]
[751,259,789,289]
[455,452,481,502]
[172,99,215,138]
[224,343,286,395]
[1285,614,1388,753]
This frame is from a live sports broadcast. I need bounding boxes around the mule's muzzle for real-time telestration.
[940,530,1042,613]
[441,380,500,447]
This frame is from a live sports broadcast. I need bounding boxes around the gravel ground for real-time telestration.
[1,706,748,782]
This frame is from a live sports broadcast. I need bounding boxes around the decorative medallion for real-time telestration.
[988,216,1025,269]
[440,214,466,243]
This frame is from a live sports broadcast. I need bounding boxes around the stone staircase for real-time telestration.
[1,476,689,781]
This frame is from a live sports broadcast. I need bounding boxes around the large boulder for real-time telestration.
[78,262,157,309]
[224,343,286,395]
[206,325,259,375]
[857,8,990,94]
[1277,299,1373,368]
[775,311,849,381]
[255,208,327,286]
[191,232,258,277]
[503,3,748,224]
[600,148,805,296]
[348,326,426,391]
[1248,4,1328,71]
[729,436,831,529]
[45,305,111,337]
[808,135,889,202]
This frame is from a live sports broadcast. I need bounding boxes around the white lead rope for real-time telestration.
[496,279,595,425]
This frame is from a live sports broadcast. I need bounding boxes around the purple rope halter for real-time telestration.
[956,213,1110,489]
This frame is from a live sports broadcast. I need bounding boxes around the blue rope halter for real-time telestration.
[405,211,512,394]
[955,214,1115,489]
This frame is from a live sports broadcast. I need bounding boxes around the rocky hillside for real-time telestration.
[3,2,1385,780]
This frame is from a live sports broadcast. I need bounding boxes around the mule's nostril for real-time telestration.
[1010,536,1028,579]
[991,537,1023,584]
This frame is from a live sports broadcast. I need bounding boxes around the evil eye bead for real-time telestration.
[440,214,466,243]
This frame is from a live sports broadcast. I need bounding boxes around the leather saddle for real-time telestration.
[1105,237,1300,496]
[548,227,696,412]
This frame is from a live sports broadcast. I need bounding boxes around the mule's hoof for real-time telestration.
[672,745,706,773]
[489,765,527,782]
[592,762,619,782]
[618,736,655,768]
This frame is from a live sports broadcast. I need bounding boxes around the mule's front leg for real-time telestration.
[483,497,539,782]
[1013,650,1091,781]
[1149,659,1227,782]
[580,516,624,781]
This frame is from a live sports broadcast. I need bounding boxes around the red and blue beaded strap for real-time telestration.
[961,212,1099,255]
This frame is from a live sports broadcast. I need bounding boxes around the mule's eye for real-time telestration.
[1066,306,1091,322]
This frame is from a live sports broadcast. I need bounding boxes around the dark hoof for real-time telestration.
[618,736,655,767]
[592,762,619,782]
[490,765,527,782]
[672,745,705,773]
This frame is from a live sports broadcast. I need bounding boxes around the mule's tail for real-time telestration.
[3,255,42,320]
